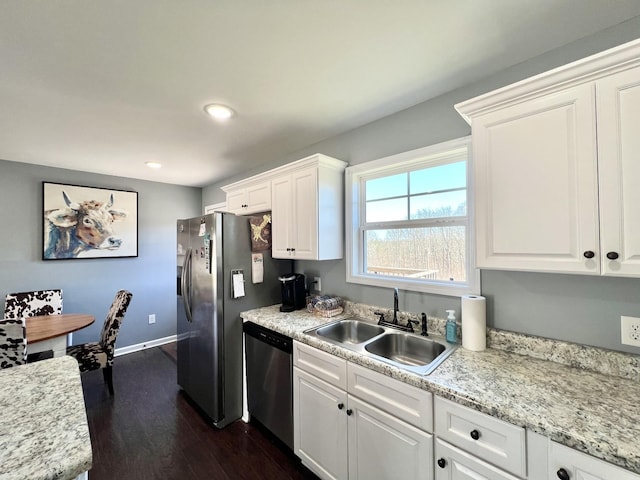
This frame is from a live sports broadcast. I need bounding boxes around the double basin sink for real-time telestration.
[304,318,456,376]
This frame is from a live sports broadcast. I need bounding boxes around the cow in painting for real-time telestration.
[44,191,127,259]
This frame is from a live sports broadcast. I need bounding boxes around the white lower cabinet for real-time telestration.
[293,342,640,480]
[293,341,433,480]
[294,367,348,480]
[548,440,640,480]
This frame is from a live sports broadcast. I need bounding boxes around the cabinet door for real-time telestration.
[549,440,640,480]
[271,175,293,258]
[291,167,319,260]
[226,190,246,214]
[225,181,271,215]
[435,439,521,480]
[597,65,640,276]
[348,395,432,480]
[293,367,348,480]
[244,181,271,214]
[472,83,599,274]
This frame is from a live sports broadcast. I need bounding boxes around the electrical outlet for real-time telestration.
[148,314,156,325]
[621,316,640,347]
[313,276,321,292]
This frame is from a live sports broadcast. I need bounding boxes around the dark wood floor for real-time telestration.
[81,345,318,479]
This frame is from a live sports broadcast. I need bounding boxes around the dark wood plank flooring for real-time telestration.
[81,346,318,479]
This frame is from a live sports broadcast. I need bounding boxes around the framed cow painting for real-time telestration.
[43,182,138,260]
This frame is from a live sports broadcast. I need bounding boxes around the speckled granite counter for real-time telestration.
[241,305,640,474]
[0,356,92,480]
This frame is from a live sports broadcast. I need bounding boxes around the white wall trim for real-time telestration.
[114,334,177,357]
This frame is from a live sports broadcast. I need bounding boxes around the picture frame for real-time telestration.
[43,182,138,260]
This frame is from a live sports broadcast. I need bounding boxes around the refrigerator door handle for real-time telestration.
[181,247,193,322]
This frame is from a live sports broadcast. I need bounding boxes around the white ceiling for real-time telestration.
[2,1,640,187]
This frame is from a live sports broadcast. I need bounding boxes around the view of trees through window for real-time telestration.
[363,161,467,283]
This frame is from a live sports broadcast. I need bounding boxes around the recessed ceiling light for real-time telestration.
[204,103,235,120]
[145,162,162,169]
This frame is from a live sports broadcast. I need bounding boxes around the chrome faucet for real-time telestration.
[393,288,399,324]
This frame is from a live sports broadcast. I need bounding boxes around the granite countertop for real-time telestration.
[241,304,640,474]
[0,356,92,480]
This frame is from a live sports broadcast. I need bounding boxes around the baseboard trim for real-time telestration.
[115,335,177,357]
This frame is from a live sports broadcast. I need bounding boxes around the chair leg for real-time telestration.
[103,366,114,395]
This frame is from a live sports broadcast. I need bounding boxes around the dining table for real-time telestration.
[26,313,95,358]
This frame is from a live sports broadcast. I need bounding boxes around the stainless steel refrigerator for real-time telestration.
[177,212,284,428]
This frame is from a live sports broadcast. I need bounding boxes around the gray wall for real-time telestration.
[0,159,202,348]
[205,16,640,354]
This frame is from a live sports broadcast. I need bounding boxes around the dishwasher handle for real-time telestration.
[243,322,292,354]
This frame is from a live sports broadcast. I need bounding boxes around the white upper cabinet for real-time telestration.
[466,83,598,274]
[221,153,347,260]
[271,154,347,261]
[222,179,271,215]
[456,39,640,276]
[596,66,640,276]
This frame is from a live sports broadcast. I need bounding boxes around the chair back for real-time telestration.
[99,290,133,362]
[0,318,27,368]
[4,289,63,319]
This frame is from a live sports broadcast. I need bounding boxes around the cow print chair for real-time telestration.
[66,290,133,395]
[4,289,63,319]
[0,318,27,369]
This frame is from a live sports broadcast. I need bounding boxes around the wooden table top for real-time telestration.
[26,313,95,343]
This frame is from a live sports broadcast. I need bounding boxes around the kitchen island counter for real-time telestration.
[0,355,92,480]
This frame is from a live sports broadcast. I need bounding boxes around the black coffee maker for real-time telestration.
[278,273,306,312]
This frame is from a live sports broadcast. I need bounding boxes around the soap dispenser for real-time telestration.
[445,310,457,343]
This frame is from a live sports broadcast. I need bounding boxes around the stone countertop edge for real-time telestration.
[241,304,640,474]
[0,355,92,480]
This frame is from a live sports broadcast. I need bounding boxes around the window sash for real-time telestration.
[359,219,469,284]
[362,160,467,224]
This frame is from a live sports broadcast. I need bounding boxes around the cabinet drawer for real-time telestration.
[435,439,522,480]
[435,396,526,477]
[293,341,347,389]
[347,362,432,432]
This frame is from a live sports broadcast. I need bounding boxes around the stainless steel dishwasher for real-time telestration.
[243,321,293,449]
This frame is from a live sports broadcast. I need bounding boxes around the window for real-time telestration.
[346,137,479,296]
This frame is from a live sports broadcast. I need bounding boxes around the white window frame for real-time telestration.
[345,137,480,297]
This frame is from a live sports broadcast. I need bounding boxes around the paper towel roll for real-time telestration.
[461,295,486,351]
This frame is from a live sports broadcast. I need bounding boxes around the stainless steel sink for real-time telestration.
[315,319,385,344]
[304,318,456,376]
[365,333,446,366]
